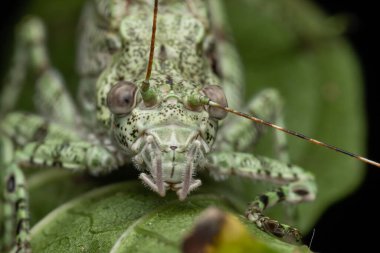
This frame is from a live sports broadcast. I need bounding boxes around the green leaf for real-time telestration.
[29,173,311,253]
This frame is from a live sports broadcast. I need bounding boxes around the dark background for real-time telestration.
[0,1,378,252]
[304,1,379,252]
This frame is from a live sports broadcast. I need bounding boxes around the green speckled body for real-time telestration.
[1,1,317,251]
[76,0,244,188]
[77,0,243,127]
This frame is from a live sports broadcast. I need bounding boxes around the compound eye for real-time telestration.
[202,85,228,120]
[107,81,137,115]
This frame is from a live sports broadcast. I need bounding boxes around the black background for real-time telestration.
[0,1,379,252]
[303,1,379,252]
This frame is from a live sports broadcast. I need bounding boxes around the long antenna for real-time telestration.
[208,100,380,168]
[142,0,158,92]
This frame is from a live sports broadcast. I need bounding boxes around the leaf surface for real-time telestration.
[30,176,311,253]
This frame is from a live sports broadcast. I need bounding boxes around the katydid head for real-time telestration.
[96,0,225,199]
[107,78,228,199]
[104,0,231,199]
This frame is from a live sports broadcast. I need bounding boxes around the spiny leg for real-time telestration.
[204,151,316,243]
[2,164,31,253]
[245,179,316,243]
[216,89,302,225]
[0,113,123,252]
[217,89,289,163]
[1,133,30,252]
[1,140,121,253]
[17,140,120,174]
[1,112,121,176]
[0,17,78,127]
[0,112,82,147]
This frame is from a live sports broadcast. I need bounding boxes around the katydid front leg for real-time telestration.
[0,112,123,252]
[204,151,316,243]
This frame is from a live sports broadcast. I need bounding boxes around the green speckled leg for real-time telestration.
[218,89,289,163]
[1,133,30,252]
[0,20,81,249]
[1,112,81,147]
[0,113,121,252]
[205,151,316,243]
[0,113,121,175]
[1,141,119,253]
[2,163,31,253]
[1,146,120,253]
[0,17,78,127]
[14,138,120,174]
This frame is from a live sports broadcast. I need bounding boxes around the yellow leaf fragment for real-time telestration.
[182,207,278,253]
